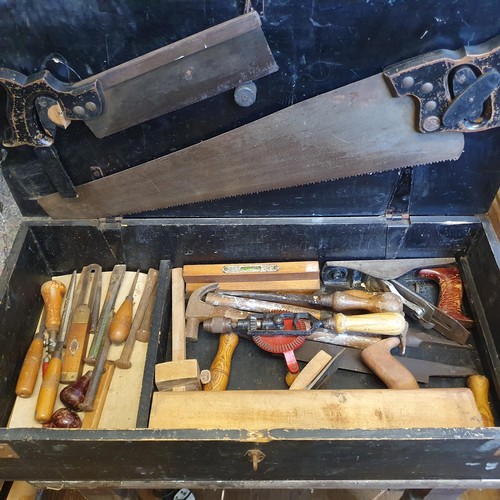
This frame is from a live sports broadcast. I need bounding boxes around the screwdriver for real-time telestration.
[35,271,77,423]
[109,270,140,344]
[40,279,67,353]
[15,309,47,398]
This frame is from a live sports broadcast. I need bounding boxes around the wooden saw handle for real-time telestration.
[418,265,474,328]
[361,337,419,389]
[331,290,403,313]
[40,280,66,333]
[331,312,406,335]
[203,333,239,391]
[467,375,495,427]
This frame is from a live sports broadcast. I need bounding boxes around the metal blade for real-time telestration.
[322,258,456,281]
[80,12,278,138]
[38,73,464,219]
[295,340,477,384]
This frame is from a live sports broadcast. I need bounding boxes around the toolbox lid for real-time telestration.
[1,1,499,219]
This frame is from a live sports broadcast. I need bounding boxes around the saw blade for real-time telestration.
[80,12,278,138]
[38,74,464,219]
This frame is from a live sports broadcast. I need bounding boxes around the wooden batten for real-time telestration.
[149,388,483,431]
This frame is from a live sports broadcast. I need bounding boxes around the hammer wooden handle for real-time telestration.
[330,312,406,335]
[418,266,474,328]
[361,337,419,389]
[203,333,239,391]
[331,290,403,314]
[467,375,495,427]
[40,280,66,333]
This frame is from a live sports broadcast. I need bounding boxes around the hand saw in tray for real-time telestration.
[38,35,500,219]
[0,11,277,148]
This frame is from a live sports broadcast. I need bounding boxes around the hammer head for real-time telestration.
[186,283,219,319]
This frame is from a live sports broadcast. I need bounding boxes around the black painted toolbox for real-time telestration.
[1,0,500,490]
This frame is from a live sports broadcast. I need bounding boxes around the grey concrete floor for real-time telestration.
[0,170,22,275]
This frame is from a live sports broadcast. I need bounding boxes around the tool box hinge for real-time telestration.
[98,217,123,229]
[385,167,412,224]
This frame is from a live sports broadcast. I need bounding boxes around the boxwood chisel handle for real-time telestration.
[361,337,419,390]
[15,309,46,398]
[35,271,77,423]
[325,312,407,335]
[467,375,495,427]
[418,265,474,328]
[115,268,159,369]
[40,279,66,353]
[135,282,157,343]
[109,270,140,344]
[203,332,239,391]
[85,264,126,364]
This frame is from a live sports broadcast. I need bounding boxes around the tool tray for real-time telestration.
[1,0,500,491]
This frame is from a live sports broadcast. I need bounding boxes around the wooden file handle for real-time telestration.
[331,290,403,314]
[203,333,239,391]
[361,337,419,389]
[40,280,66,333]
[109,295,134,344]
[467,375,495,427]
[418,266,474,328]
[61,305,91,383]
[35,353,62,422]
[15,332,44,398]
[330,312,406,335]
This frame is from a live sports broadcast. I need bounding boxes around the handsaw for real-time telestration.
[294,340,477,385]
[0,11,277,148]
[38,36,500,219]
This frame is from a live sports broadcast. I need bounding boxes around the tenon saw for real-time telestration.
[38,35,500,219]
[0,11,277,148]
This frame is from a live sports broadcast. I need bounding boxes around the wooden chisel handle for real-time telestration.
[15,331,44,398]
[331,290,403,313]
[35,352,62,422]
[328,312,406,335]
[467,375,495,427]
[361,337,419,389]
[115,268,158,369]
[418,265,474,328]
[203,333,239,391]
[40,280,66,333]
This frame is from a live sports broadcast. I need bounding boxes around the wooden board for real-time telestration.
[183,261,320,293]
[488,189,500,239]
[8,271,150,430]
[149,389,483,430]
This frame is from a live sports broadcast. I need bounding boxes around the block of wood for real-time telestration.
[149,388,483,430]
[183,261,320,293]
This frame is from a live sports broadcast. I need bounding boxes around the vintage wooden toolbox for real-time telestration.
[1,0,500,491]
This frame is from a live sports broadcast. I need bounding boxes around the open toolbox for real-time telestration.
[0,0,500,492]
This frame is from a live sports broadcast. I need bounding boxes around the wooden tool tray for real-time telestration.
[1,216,499,489]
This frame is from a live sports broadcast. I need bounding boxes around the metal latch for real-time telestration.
[0,443,19,459]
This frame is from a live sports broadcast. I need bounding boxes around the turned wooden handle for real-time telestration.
[203,333,239,391]
[109,296,134,344]
[419,266,474,328]
[15,333,44,398]
[467,375,495,427]
[331,290,403,313]
[40,280,66,333]
[61,305,91,383]
[361,337,419,389]
[35,354,62,422]
[332,312,406,335]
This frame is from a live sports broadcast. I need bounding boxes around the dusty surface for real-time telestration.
[0,170,22,275]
